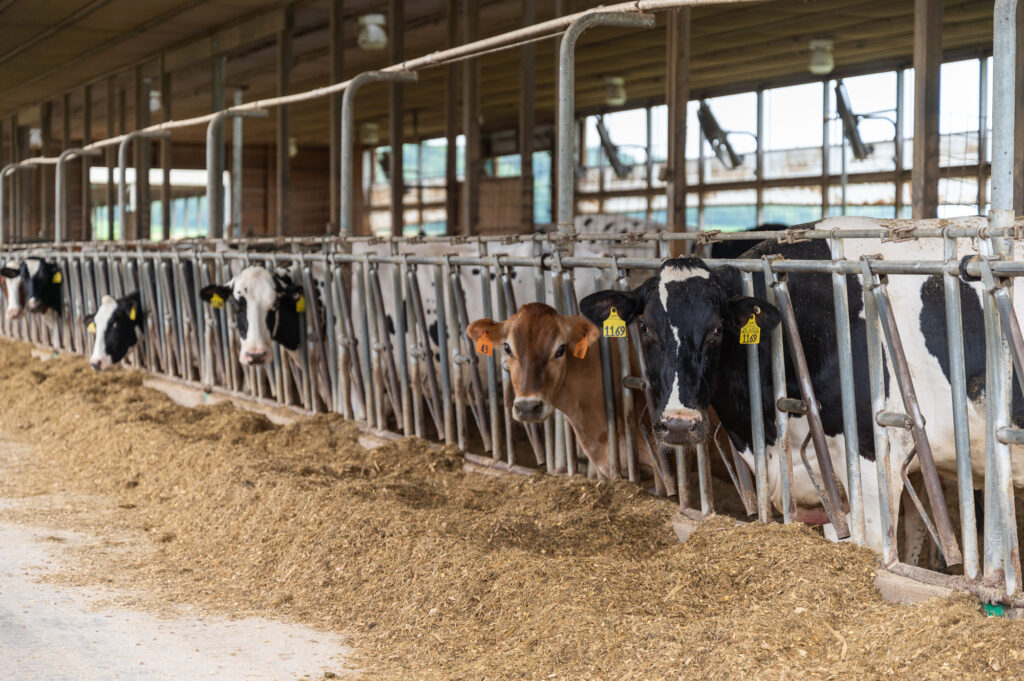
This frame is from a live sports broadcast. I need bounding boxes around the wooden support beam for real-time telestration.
[462,0,480,236]
[444,0,458,235]
[160,69,171,240]
[519,0,536,234]
[389,0,405,237]
[82,84,92,241]
[212,54,226,113]
[666,8,690,256]
[40,100,52,240]
[62,92,71,239]
[105,77,115,241]
[163,9,288,74]
[134,66,151,241]
[276,8,293,237]
[329,0,343,235]
[911,0,941,219]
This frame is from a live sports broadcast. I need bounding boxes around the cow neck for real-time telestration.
[709,336,778,453]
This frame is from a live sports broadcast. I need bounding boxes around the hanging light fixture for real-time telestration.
[359,122,380,145]
[289,137,298,158]
[808,39,835,76]
[28,128,42,149]
[149,89,162,113]
[358,14,388,50]
[604,76,627,107]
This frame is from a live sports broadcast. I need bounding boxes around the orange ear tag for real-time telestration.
[573,336,589,359]
[476,331,494,356]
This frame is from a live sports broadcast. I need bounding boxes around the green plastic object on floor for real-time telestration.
[983,603,1006,617]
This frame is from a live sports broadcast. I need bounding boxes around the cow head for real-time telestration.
[18,258,62,314]
[467,303,598,422]
[85,292,143,370]
[0,264,24,319]
[200,265,305,366]
[580,258,779,446]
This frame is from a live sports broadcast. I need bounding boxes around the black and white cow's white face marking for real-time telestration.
[85,292,142,370]
[581,258,780,446]
[20,258,63,314]
[0,264,25,319]
[200,266,305,366]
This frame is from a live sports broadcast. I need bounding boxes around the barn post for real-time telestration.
[556,12,655,236]
[207,110,267,240]
[105,77,115,241]
[82,85,92,241]
[911,0,941,219]
[160,68,172,241]
[56,149,100,244]
[519,0,536,234]
[340,71,419,236]
[665,8,690,256]
[40,101,52,240]
[461,0,479,236]
[119,131,170,247]
[388,0,405,237]
[329,0,344,235]
[61,92,71,239]
[231,88,244,238]
[443,0,458,235]
[134,67,151,241]
[276,8,293,237]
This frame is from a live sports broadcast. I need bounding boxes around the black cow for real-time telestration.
[84,291,143,370]
[707,223,788,260]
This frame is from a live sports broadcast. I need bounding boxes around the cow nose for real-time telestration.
[5,308,21,320]
[26,298,41,311]
[512,397,549,422]
[243,349,269,365]
[659,408,709,445]
[90,358,104,371]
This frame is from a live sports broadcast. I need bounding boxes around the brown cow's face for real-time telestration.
[468,303,598,423]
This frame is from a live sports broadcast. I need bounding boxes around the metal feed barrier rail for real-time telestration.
[0,0,1022,609]
[3,218,1024,607]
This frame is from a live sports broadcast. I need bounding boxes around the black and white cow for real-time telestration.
[200,265,306,365]
[1,257,63,315]
[581,215,1023,555]
[0,261,25,319]
[84,292,143,370]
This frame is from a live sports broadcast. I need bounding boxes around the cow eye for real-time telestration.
[503,342,513,357]
[554,343,566,359]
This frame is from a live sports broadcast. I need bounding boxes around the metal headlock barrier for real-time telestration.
[0,0,1022,608]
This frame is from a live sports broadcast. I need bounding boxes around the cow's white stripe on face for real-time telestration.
[658,265,709,310]
[2,267,23,319]
[24,259,41,277]
[662,373,701,421]
[89,295,118,369]
[232,266,278,363]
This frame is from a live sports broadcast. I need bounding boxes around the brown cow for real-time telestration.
[467,302,666,485]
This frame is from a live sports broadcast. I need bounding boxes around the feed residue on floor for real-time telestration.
[0,338,1022,680]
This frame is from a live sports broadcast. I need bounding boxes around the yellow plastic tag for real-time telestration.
[476,331,494,356]
[210,293,225,309]
[129,306,136,321]
[296,295,306,313]
[740,314,761,345]
[87,322,96,334]
[51,271,62,284]
[573,336,589,359]
[603,307,627,338]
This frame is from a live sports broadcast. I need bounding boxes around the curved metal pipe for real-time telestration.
[556,12,655,234]
[340,70,418,236]
[55,148,101,244]
[206,109,268,239]
[118,131,171,242]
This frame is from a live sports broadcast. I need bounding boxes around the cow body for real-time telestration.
[582,216,1023,556]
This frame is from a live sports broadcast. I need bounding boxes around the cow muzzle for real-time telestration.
[5,307,22,320]
[90,358,107,371]
[26,297,43,312]
[512,396,552,422]
[658,407,709,445]
[241,348,270,365]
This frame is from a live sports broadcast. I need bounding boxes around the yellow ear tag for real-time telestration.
[740,314,761,345]
[51,271,62,284]
[603,307,627,338]
[573,336,589,359]
[129,306,137,321]
[476,331,494,356]
[295,295,306,313]
[210,293,225,309]
[87,322,96,334]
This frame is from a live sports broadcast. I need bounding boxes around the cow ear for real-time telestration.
[0,267,17,278]
[286,285,306,313]
[200,284,231,307]
[580,282,649,329]
[567,317,599,359]
[725,296,780,333]
[120,292,142,324]
[467,318,506,343]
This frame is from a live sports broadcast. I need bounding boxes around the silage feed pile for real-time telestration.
[1,339,1023,680]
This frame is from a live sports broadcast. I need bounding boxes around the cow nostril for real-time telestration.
[90,359,103,371]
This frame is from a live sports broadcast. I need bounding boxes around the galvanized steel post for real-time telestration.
[118,131,170,241]
[556,11,654,234]
[206,109,267,239]
[339,70,418,236]
[55,148,100,244]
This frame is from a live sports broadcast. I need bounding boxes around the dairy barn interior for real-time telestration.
[5,1,1024,679]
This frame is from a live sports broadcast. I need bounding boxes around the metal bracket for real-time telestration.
[696,229,722,246]
[778,228,811,245]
